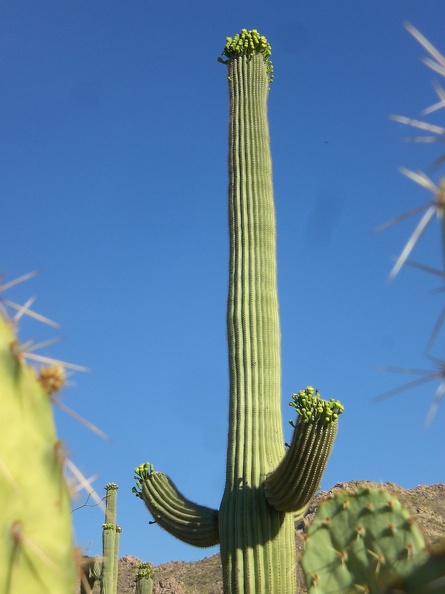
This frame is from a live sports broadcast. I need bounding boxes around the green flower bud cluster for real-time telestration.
[218,29,274,83]
[132,462,154,499]
[105,482,119,491]
[290,386,344,424]
[135,562,154,581]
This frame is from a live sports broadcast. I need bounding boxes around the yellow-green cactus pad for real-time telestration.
[0,314,75,594]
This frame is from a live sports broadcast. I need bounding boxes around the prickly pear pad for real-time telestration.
[0,314,75,594]
[386,545,445,593]
[301,488,428,593]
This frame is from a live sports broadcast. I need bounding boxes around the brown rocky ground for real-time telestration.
[82,481,445,593]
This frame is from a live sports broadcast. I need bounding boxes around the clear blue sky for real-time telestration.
[2,0,445,567]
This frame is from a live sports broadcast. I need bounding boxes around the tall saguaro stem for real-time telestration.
[101,483,121,594]
[134,29,343,594]
[219,33,296,593]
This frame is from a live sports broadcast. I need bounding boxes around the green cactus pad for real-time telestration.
[0,313,76,593]
[301,488,428,593]
[383,542,445,593]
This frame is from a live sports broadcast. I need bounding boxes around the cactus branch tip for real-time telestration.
[105,483,119,491]
[217,28,274,83]
[132,463,155,499]
[135,562,154,581]
[290,386,344,424]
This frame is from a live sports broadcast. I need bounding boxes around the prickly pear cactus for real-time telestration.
[0,312,76,593]
[301,488,428,593]
[385,542,445,593]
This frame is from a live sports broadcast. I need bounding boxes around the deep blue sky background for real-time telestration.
[2,0,445,566]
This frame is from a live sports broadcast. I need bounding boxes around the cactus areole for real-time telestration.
[134,29,343,593]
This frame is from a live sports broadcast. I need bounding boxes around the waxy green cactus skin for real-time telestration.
[301,488,428,593]
[79,483,122,594]
[101,483,121,594]
[0,312,76,593]
[385,546,445,593]
[133,464,219,547]
[134,29,343,593]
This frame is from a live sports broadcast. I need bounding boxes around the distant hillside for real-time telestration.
[81,481,445,594]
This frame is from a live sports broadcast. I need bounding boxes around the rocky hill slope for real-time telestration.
[83,481,445,593]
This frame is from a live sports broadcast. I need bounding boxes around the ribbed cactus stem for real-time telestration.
[101,525,116,594]
[224,36,282,491]
[218,31,298,593]
[264,387,343,513]
[133,29,344,594]
[113,526,121,593]
[101,483,120,594]
[133,465,219,547]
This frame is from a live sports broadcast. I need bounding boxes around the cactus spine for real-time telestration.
[0,308,76,593]
[134,29,343,593]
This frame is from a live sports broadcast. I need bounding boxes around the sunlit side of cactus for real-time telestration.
[134,30,343,593]
[0,310,76,593]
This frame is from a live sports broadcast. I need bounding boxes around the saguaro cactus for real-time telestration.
[135,562,154,594]
[0,308,76,593]
[79,483,122,594]
[134,29,344,593]
[101,483,121,594]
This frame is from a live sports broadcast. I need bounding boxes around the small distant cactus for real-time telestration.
[101,483,121,594]
[135,562,154,594]
[79,483,122,594]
